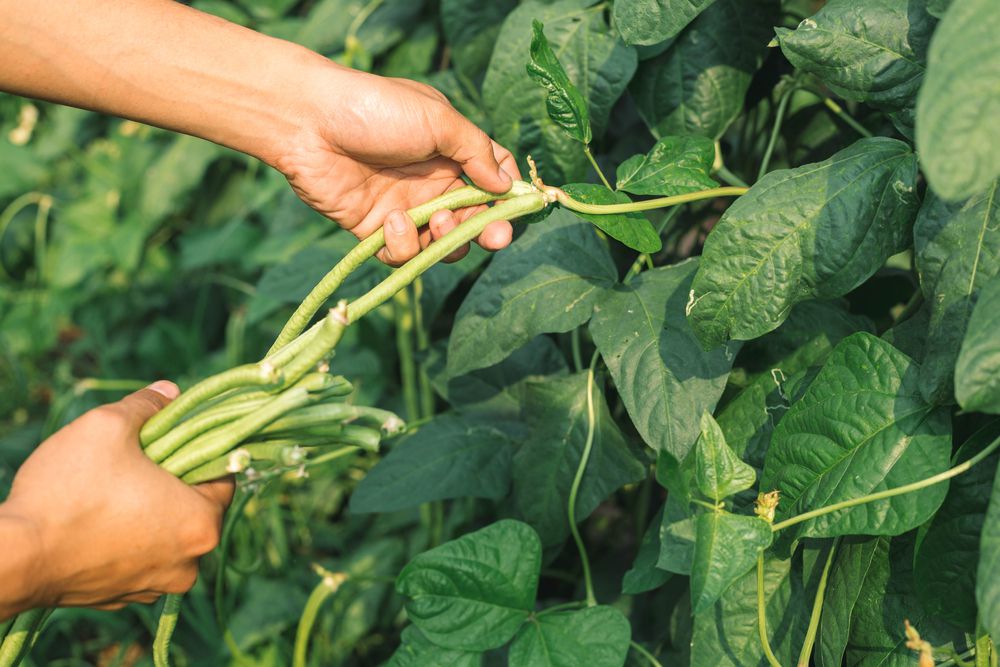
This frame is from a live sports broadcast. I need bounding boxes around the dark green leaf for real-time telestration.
[612,0,718,46]
[483,0,637,183]
[623,506,673,594]
[656,494,696,574]
[762,333,952,539]
[508,606,631,667]
[350,413,514,513]
[615,135,718,196]
[690,512,773,613]
[694,412,756,503]
[511,373,647,547]
[979,456,1000,645]
[560,183,661,252]
[630,0,778,140]
[956,274,1000,414]
[914,180,1000,403]
[396,520,540,651]
[591,261,736,458]
[817,537,881,667]
[916,0,1000,200]
[527,20,592,145]
[447,210,616,378]
[388,626,482,667]
[775,0,936,110]
[688,138,919,348]
[441,0,517,78]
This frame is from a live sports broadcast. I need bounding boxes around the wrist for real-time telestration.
[0,502,48,618]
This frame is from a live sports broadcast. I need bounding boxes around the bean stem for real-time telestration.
[152,594,183,667]
[393,287,420,421]
[757,554,783,667]
[771,433,1000,533]
[796,540,837,667]
[293,569,345,667]
[583,145,612,189]
[630,640,665,667]
[555,187,747,216]
[758,84,796,181]
[568,355,600,607]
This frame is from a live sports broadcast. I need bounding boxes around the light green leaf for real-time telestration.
[612,0,718,46]
[979,457,1000,645]
[590,261,736,458]
[615,135,718,196]
[388,626,482,667]
[350,413,513,513]
[511,373,647,547]
[508,606,631,667]
[395,520,541,651]
[560,183,661,253]
[762,333,952,539]
[447,210,616,378]
[690,512,772,613]
[527,20,592,145]
[483,0,637,183]
[915,180,1000,403]
[441,0,517,78]
[956,274,1000,413]
[688,138,919,348]
[916,0,1000,201]
[775,0,936,110]
[914,422,1000,629]
[630,0,778,140]
[694,412,756,503]
[623,506,673,594]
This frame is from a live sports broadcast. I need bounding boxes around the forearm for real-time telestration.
[0,504,43,621]
[0,0,331,167]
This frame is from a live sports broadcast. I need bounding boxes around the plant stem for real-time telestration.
[153,594,183,667]
[772,433,1000,533]
[630,640,665,667]
[393,288,420,422]
[410,278,436,420]
[347,193,547,323]
[535,600,588,616]
[583,145,612,189]
[821,97,873,139]
[266,182,535,354]
[305,446,362,469]
[568,354,600,607]
[556,187,747,216]
[0,192,50,282]
[293,570,344,667]
[797,540,837,667]
[757,554,783,667]
[715,165,750,188]
[0,609,46,666]
[570,328,583,372]
[758,84,796,181]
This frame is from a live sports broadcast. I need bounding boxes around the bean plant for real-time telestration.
[2,0,1000,665]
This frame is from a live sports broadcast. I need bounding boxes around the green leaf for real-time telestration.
[511,373,647,547]
[296,0,421,56]
[630,0,778,140]
[956,274,1000,414]
[615,135,718,196]
[688,138,920,348]
[560,183,661,252]
[527,20,592,145]
[914,421,1000,629]
[656,494,696,574]
[775,0,936,110]
[694,412,756,503]
[914,180,1000,403]
[388,626,482,667]
[612,0,718,46]
[979,456,1000,645]
[349,413,514,513]
[916,0,1000,201]
[927,0,951,16]
[508,606,631,667]
[447,210,616,378]
[762,333,952,539]
[483,0,637,183]
[692,548,824,667]
[395,520,541,651]
[441,0,517,78]
[590,261,736,458]
[690,512,772,613]
[816,537,881,667]
[623,506,672,594]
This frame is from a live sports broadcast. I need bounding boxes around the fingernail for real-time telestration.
[147,380,180,399]
[388,212,409,236]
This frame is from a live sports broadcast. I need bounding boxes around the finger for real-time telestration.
[429,209,469,262]
[492,141,523,181]
[434,109,513,194]
[113,381,180,429]
[377,210,421,266]
[477,219,514,251]
[193,475,236,510]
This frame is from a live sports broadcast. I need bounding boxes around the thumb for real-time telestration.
[115,381,181,427]
[436,111,513,194]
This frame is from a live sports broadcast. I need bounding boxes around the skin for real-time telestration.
[0,0,519,616]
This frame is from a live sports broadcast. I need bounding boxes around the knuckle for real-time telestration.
[183,511,221,556]
[166,567,199,594]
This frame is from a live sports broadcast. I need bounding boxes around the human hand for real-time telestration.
[275,65,522,266]
[0,382,233,614]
